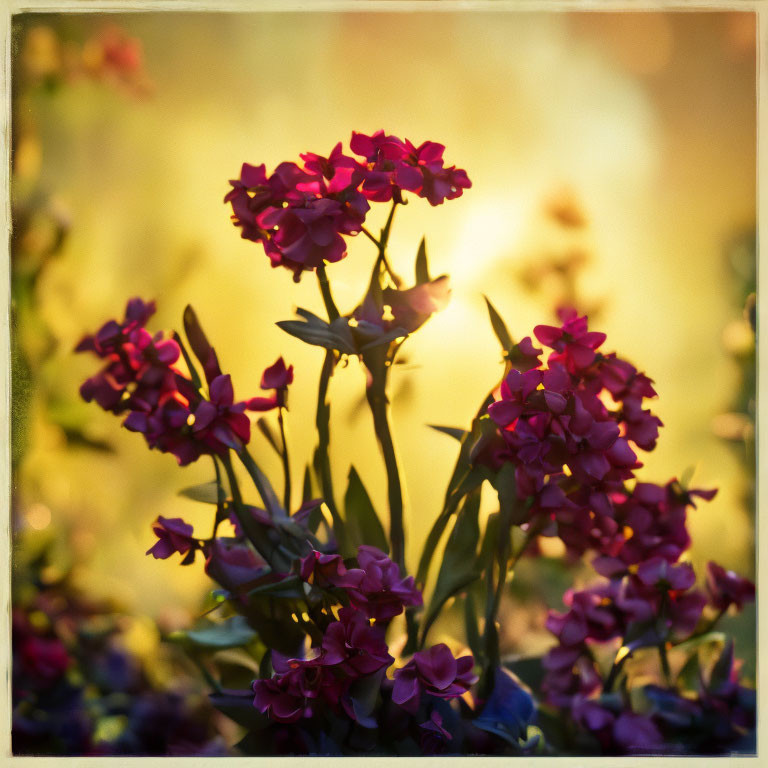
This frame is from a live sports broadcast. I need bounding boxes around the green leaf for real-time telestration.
[343,467,388,556]
[256,418,282,456]
[178,480,220,505]
[672,630,726,657]
[415,236,430,284]
[172,615,257,649]
[465,590,482,661]
[302,465,314,504]
[416,514,452,588]
[276,309,357,354]
[246,575,305,599]
[420,490,482,644]
[172,331,203,390]
[428,424,468,441]
[675,650,702,693]
[483,295,513,352]
[183,305,214,369]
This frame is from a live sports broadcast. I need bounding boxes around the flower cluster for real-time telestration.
[225,131,470,281]
[484,308,663,556]
[77,299,291,465]
[253,545,470,729]
[541,548,754,754]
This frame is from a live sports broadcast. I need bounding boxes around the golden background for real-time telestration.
[12,12,756,658]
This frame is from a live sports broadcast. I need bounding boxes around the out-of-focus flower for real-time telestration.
[418,710,453,754]
[146,516,198,563]
[705,562,755,612]
[81,25,151,94]
[392,644,477,714]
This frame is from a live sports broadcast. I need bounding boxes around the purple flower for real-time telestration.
[204,538,268,594]
[347,545,423,621]
[299,550,364,590]
[418,710,453,754]
[146,516,198,562]
[392,644,477,714]
[705,561,755,612]
[252,651,346,724]
[320,606,393,676]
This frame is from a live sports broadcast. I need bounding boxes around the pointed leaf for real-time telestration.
[302,465,314,504]
[256,418,281,457]
[420,490,482,643]
[484,295,513,352]
[276,317,356,355]
[428,424,468,442]
[174,615,257,649]
[465,590,482,661]
[343,467,389,555]
[415,236,430,284]
[172,331,203,390]
[179,480,221,505]
[183,305,213,368]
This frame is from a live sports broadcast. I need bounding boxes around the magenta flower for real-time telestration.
[252,656,326,724]
[225,145,368,282]
[350,130,471,206]
[191,374,251,453]
[705,562,755,612]
[534,309,606,373]
[79,299,261,466]
[392,644,477,714]
[320,606,394,676]
[347,545,423,621]
[204,538,268,594]
[299,550,364,590]
[145,516,198,562]
[18,635,71,687]
[247,357,294,411]
[541,647,602,707]
[252,650,349,725]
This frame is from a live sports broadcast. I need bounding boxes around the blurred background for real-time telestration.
[11,9,756,737]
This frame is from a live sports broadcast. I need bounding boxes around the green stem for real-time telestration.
[221,453,283,570]
[658,642,672,685]
[190,654,222,695]
[605,646,631,691]
[366,367,406,574]
[277,407,292,513]
[316,264,340,321]
[361,223,402,287]
[316,349,344,536]
[482,528,528,673]
[236,446,282,518]
[211,455,225,539]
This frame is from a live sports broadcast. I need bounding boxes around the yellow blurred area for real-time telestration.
[13,12,755,625]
